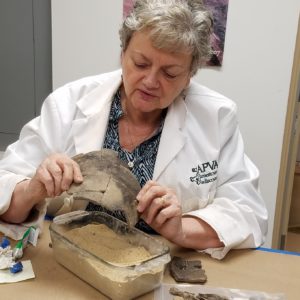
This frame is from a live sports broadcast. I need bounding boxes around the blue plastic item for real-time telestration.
[1,237,10,248]
[10,261,23,273]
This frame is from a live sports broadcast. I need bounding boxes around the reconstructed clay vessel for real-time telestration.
[66,149,140,227]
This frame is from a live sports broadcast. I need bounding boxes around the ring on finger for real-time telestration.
[160,194,170,206]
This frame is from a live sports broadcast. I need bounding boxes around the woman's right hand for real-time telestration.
[28,153,83,200]
[1,153,83,224]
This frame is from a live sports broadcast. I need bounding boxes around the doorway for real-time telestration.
[272,16,300,251]
[0,0,52,150]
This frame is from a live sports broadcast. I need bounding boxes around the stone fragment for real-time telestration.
[170,256,207,283]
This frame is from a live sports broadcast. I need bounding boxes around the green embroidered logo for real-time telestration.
[190,160,218,185]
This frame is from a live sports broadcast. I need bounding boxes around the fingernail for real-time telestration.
[136,202,143,213]
[76,176,83,182]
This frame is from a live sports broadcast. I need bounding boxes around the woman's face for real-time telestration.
[121,30,192,114]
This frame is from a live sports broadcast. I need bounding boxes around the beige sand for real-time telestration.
[63,223,152,266]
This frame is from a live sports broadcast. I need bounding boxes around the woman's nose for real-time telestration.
[143,70,159,89]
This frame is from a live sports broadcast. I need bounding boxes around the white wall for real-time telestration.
[51,0,123,88]
[51,0,300,247]
[195,2,300,247]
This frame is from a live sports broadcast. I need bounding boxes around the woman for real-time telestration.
[0,0,267,259]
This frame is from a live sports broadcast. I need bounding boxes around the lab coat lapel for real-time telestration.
[72,109,109,154]
[153,97,187,179]
[72,71,122,154]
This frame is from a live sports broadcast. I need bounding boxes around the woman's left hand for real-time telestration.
[136,180,183,241]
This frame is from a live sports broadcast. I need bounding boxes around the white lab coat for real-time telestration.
[0,69,268,259]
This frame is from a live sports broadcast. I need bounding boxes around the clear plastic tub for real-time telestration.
[49,211,171,299]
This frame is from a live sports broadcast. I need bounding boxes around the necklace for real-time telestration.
[124,116,157,168]
[124,118,135,168]
[122,101,160,168]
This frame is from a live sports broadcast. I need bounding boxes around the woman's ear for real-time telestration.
[184,76,191,89]
[120,51,125,65]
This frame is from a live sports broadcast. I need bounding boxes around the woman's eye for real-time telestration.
[164,72,177,79]
[134,62,147,68]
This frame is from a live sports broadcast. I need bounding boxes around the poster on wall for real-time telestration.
[123,0,134,18]
[123,0,229,67]
[204,0,229,66]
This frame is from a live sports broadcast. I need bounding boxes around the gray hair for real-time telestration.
[119,0,213,76]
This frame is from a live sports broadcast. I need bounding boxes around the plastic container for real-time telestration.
[49,211,170,299]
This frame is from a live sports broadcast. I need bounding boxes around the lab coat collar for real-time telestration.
[77,69,122,117]
[72,70,122,153]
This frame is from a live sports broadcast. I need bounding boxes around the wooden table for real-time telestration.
[1,221,300,299]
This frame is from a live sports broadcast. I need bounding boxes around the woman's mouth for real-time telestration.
[138,89,158,101]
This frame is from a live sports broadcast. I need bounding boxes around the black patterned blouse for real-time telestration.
[86,88,165,233]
